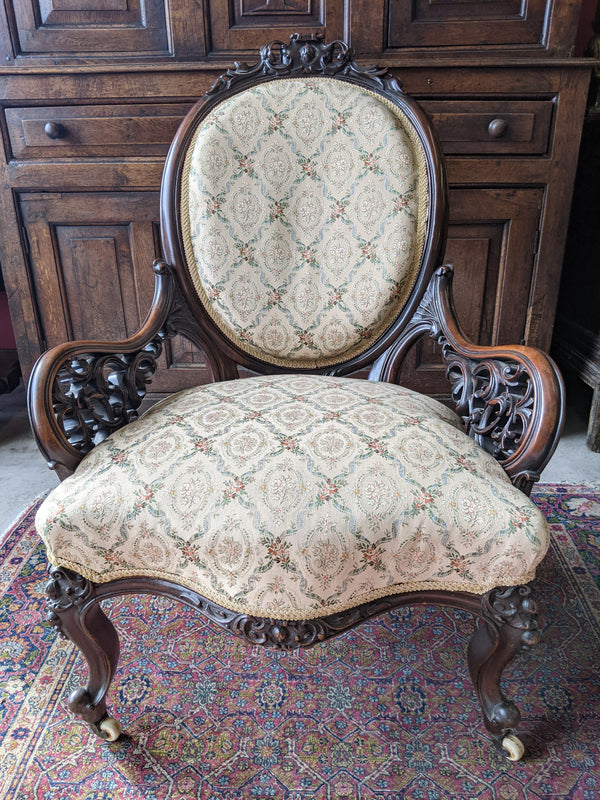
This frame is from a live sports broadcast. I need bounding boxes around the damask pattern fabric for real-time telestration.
[36,375,549,620]
[181,78,428,367]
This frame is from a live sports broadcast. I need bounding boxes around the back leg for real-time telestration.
[467,585,540,760]
[45,565,122,740]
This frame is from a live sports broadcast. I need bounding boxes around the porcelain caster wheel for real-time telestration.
[92,715,122,742]
[501,733,525,761]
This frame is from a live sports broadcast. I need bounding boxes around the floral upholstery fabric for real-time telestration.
[36,375,549,620]
[181,78,428,367]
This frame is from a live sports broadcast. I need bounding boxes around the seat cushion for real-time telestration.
[36,375,549,620]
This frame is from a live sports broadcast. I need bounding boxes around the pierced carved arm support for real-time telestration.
[28,261,180,481]
[374,266,565,493]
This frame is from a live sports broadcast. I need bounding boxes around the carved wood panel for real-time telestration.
[19,192,211,393]
[236,0,319,25]
[8,0,171,56]
[387,0,549,49]
[206,0,344,57]
[410,0,523,22]
[55,226,138,342]
[399,187,544,397]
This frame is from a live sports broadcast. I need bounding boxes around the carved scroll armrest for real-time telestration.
[28,262,177,480]
[392,266,565,493]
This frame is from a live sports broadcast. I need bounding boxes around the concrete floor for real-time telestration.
[0,382,59,532]
[1,377,599,534]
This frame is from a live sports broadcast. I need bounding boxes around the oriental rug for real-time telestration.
[0,485,599,800]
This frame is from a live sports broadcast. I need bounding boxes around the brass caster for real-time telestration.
[93,715,122,742]
[501,733,525,761]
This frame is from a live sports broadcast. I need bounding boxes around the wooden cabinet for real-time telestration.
[0,0,592,399]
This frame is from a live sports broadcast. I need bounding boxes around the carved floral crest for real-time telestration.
[207,33,403,97]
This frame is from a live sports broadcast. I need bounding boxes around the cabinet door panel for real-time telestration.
[206,0,344,57]
[56,226,137,342]
[398,188,543,398]
[387,0,548,49]
[19,192,211,393]
[8,0,170,57]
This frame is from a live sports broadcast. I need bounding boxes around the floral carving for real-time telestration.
[50,336,165,457]
[482,585,540,647]
[444,350,534,463]
[166,587,395,650]
[229,599,395,649]
[408,268,539,469]
[206,34,403,98]
[45,565,95,638]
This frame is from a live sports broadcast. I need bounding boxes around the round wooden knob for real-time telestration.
[488,118,508,138]
[44,122,66,140]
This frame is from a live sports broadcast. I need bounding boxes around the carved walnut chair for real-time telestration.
[28,35,564,761]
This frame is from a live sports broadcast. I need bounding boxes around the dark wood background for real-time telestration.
[0,0,593,400]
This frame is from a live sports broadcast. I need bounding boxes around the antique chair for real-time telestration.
[28,35,564,761]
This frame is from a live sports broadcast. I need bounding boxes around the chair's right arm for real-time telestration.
[372,266,565,494]
[28,261,177,480]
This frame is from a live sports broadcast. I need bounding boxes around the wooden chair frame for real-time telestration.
[28,35,565,760]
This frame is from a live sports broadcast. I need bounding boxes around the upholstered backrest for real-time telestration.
[159,38,447,373]
[179,74,430,369]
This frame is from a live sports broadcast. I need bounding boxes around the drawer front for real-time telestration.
[7,98,554,161]
[7,99,554,160]
[6,103,192,159]
[420,100,554,155]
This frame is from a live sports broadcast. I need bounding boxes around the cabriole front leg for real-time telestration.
[468,585,540,761]
[45,565,122,741]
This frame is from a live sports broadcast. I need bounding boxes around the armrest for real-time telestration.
[27,261,176,480]
[376,266,565,494]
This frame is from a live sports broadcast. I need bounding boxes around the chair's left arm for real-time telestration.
[28,261,176,480]
[374,266,565,494]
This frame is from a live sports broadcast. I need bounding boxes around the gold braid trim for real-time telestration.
[180,76,430,369]
[44,548,537,622]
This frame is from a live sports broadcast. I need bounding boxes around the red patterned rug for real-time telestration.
[0,485,599,800]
